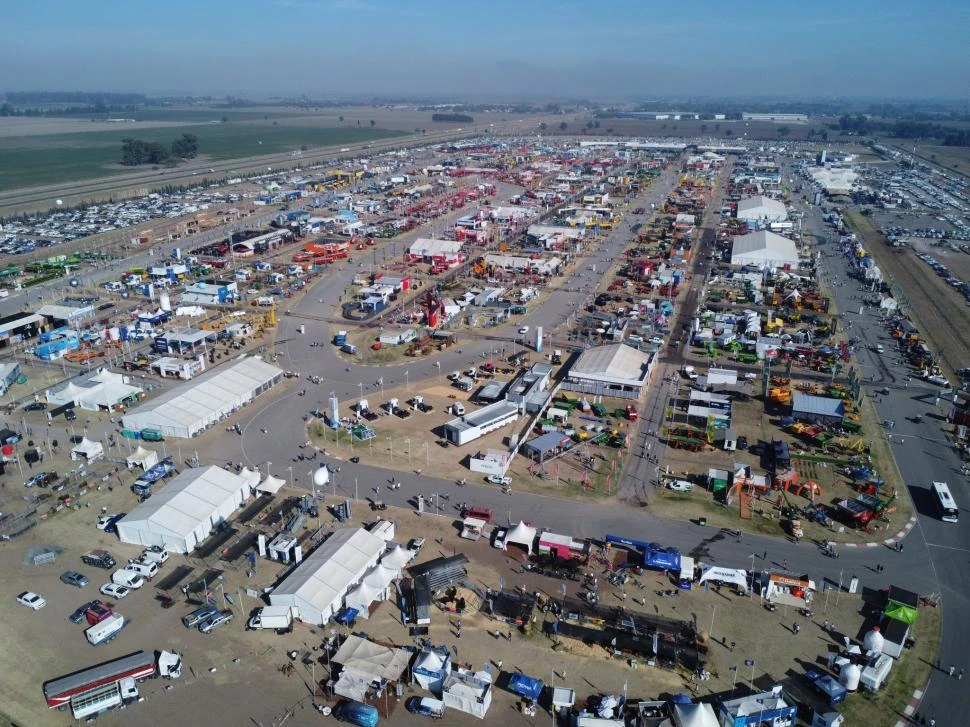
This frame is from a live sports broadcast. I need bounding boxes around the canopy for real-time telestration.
[256,474,286,495]
[363,563,396,592]
[332,634,410,682]
[504,521,537,554]
[71,437,104,462]
[238,467,262,487]
[885,599,918,625]
[126,445,158,471]
[644,544,680,572]
[698,565,748,592]
[380,544,412,573]
[508,672,543,700]
[345,582,382,616]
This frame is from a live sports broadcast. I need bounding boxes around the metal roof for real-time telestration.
[569,344,652,387]
[791,392,845,418]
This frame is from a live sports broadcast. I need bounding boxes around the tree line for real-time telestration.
[121,134,198,166]
[431,113,473,123]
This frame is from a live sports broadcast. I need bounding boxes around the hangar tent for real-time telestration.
[121,356,283,438]
[502,521,537,554]
[332,635,410,702]
[256,473,286,495]
[116,466,251,553]
[269,527,386,625]
[413,647,451,693]
[71,438,104,463]
[698,565,748,592]
[126,445,159,471]
[344,581,382,618]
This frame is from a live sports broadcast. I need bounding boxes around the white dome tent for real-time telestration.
[238,467,262,488]
[380,544,413,573]
[413,647,451,694]
[501,521,537,555]
[863,627,885,655]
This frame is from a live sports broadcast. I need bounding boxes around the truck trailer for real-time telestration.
[85,613,128,646]
[43,649,181,719]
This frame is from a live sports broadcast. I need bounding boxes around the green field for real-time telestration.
[71,108,308,122]
[0,124,404,190]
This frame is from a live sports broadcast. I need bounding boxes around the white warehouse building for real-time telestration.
[121,356,283,438]
[730,230,799,271]
[116,466,252,553]
[736,196,788,225]
[443,399,520,446]
[269,527,387,626]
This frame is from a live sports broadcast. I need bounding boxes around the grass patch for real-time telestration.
[73,109,307,123]
[0,124,404,190]
[838,604,940,724]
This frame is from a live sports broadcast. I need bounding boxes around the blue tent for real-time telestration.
[644,545,681,572]
[334,607,358,625]
[671,693,693,705]
[508,672,543,701]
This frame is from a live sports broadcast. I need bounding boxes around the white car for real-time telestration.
[649,336,664,345]
[666,480,694,493]
[518,326,529,335]
[97,514,119,530]
[17,591,46,610]
[487,475,512,486]
[926,374,950,387]
[99,583,131,600]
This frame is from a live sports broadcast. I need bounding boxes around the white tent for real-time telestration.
[121,357,283,438]
[442,668,493,719]
[126,445,158,471]
[71,438,104,463]
[673,702,719,727]
[698,565,748,592]
[115,466,251,553]
[345,581,382,618]
[238,467,262,488]
[256,473,286,495]
[380,544,413,574]
[45,381,87,408]
[332,635,410,702]
[269,527,385,625]
[413,648,451,694]
[502,521,537,554]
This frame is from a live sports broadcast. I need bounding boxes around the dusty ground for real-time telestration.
[0,491,885,726]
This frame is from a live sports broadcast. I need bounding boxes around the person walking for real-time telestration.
[949,664,956,677]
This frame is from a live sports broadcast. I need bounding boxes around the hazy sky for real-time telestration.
[4,0,968,100]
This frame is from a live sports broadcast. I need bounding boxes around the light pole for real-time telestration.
[434,361,441,382]
[404,370,409,391]
[288,465,293,485]
[358,382,363,401]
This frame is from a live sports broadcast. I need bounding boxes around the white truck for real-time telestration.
[85,613,128,646]
[247,605,295,631]
[112,568,145,589]
[44,649,180,719]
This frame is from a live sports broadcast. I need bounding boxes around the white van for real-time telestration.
[139,546,170,564]
[112,569,145,589]
[666,480,693,493]
[124,561,158,580]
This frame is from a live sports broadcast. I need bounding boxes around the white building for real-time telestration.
[736,196,788,225]
[442,668,493,719]
[730,231,799,271]
[269,527,386,625]
[407,238,463,265]
[121,356,283,438]
[443,399,520,446]
[116,466,252,553]
[563,343,655,399]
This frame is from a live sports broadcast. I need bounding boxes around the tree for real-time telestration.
[778,126,790,137]
[725,129,733,137]
[559,122,568,131]
[221,116,228,123]
[171,133,198,159]
[339,116,344,122]
[370,120,375,127]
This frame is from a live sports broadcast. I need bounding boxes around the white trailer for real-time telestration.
[85,613,128,646]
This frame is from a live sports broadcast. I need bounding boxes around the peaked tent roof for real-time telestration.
[256,474,286,495]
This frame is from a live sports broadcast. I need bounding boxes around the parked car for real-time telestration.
[97,513,126,534]
[69,599,103,623]
[486,475,512,486]
[64,409,77,421]
[666,480,693,493]
[735,435,748,451]
[182,605,219,628]
[99,583,130,600]
[405,696,445,719]
[23,402,47,412]
[24,471,57,488]
[198,610,233,634]
[60,571,90,588]
[17,591,46,610]
[407,538,425,553]
[81,549,117,569]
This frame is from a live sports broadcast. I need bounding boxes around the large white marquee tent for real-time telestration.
[116,466,251,553]
[121,357,283,438]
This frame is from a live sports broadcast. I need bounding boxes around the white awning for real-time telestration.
[256,474,286,495]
